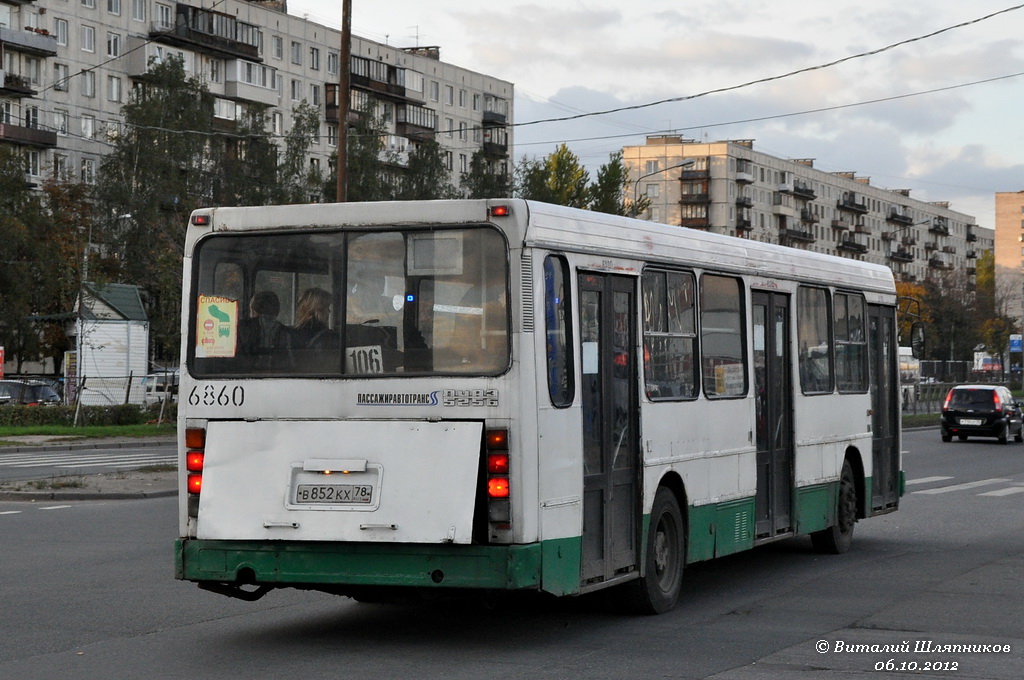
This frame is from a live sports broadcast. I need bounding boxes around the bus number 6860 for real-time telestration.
[188,384,245,407]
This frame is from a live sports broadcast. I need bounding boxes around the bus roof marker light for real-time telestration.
[191,213,211,227]
[489,205,511,218]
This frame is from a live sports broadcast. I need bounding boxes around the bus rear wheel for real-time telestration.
[811,460,857,554]
[626,486,685,614]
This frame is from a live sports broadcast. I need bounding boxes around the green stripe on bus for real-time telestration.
[176,539,544,590]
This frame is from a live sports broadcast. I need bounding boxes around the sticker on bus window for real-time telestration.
[195,295,238,358]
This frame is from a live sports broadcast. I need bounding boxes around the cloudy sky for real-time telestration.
[288,0,1024,230]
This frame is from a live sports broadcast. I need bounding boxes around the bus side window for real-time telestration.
[544,255,573,407]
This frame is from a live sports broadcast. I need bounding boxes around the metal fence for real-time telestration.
[11,372,178,407]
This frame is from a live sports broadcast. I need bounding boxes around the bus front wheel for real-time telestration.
[627,486,685,614]
[811,460,857,554]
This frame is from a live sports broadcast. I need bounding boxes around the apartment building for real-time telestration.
[994,191,1024,323]
[0,0,512,188]
[624,137,991,285]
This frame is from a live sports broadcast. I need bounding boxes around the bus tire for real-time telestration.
[811,460,857,555]
[626,486,685,614]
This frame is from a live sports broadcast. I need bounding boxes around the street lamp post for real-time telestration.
[631,159,696,218]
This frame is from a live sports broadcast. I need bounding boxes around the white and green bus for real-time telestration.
[175,199,903,613]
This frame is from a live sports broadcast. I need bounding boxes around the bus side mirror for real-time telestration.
[910,322,925,359]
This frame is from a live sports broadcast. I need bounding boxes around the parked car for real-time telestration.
[0,380,62,406]
[940,385,1023,444]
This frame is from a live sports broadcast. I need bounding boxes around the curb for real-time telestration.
[0,438,176,454]
[0,488,178,502]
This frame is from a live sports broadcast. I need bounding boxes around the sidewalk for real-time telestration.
[0,435,178,501]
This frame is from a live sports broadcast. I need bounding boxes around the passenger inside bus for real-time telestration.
[238,291,292,369]
[293,287,339,350]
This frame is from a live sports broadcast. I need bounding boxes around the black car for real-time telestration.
[0,380,62,406]
[940,385,1023,444]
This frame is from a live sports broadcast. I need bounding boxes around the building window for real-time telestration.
[108,0,121,15]
[458,89,467,108]
[445,118,453,138]
[82,70,95,97]
[272,111,283,135]
[24,105,39,129]
[107,32,121,57]
[327,124,337,147]
[291,41,302,65]
[645,160,659,174]
[24,150,40,177]
[82,0,96,9]
[458,121,466,141]
[81,25,95,52]
[472,93,481,111]
[107,75,121,102]
[53,154,69,180]
[445,151,452,170]
[309,47,320,70]
[55,19,69,46]
[54,109,69,135]
[272,35,283,60]
[327,51,339,75]
[291,79,302,101]
[54,64,70,91]
[131,0,146,22]
[459,154,467,173]
[156,3,172,30]
[645,183,659,198]
[82,115,96,140]
[444,85,453,106]
[430,81,439,102]
[310,83,321,106]
[81,158,96,184]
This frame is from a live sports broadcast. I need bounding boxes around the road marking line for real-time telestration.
[39,505,73,510]
[978,486,1024,497]
[0,511,22,515]
[913,478,1010,495]
[905,476,954,485]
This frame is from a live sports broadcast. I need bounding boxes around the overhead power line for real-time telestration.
[514,3,1024,129]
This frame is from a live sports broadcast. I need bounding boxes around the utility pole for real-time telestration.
[335,0,352,202]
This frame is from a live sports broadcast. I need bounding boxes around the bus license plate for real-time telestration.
[959,418,983,426]
[294,484,373,504]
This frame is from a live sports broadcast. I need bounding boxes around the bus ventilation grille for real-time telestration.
[521,253,534,333]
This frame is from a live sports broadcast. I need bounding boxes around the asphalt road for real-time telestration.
[0,428,1020,679]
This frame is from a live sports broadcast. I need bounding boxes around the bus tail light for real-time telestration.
[185,427,206,518]
[484,427,512,543]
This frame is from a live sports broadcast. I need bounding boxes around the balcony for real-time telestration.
[0,26,58,56]
[800,208,819,225]
[396,104,437,140]
[929,217,950,236]
[781,227,815,243]
[889,249,914,263]
[679,193,710,204]
[925,242,938,252]
[150,6,261,61]
[831,218,850,231]
[854,223,871,235]
[0,122,57,147]
[887,209,914,225]
[735,195,753,208]
[902,236,917,247]
[1,70,35,97]
[736,216,752,231]
[966,228,978,242]
[681,218,710,230]
[966,250,977,259]
[837,236,868,254]
[792,179,816,200]
[735,160,754,184]
[482,109,506,126]
[928,257,949,270]
[942,245,956,254]
[837,192,868,214]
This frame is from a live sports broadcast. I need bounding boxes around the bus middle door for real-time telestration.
[578,272,639,584]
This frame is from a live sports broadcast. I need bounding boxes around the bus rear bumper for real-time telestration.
[175,538,543,592]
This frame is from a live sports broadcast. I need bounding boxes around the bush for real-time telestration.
[0,404,161,427]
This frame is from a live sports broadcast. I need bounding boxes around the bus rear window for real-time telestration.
[189,226,509,377]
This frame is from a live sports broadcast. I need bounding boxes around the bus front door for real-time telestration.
[869,304,900,511]
[753,291,794,538]
[578,273,639,584]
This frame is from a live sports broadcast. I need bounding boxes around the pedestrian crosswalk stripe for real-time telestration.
[912,478,1010,495]
[905,476,953,485]
[978,486,1024,497]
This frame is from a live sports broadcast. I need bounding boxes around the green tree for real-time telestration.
[0,147,44,371]
[460,150,510,199]
[280,101,324,204]
[515,144,590,208]
[921,269,977,362]
[214,105,281,206]
[398,138,458,200]
[94,56,217,363]
[589,151,631,215]
[329,112,395,202]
